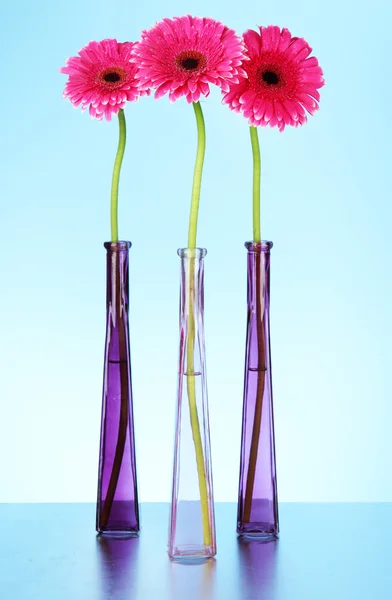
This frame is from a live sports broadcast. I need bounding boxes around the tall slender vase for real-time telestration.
[168,248,216,559]
[96,241,139,535]
[237,241,279,537]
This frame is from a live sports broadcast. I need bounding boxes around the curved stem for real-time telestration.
[99,109,128,527]
[110,109,127,242]
[186,102,211,547]
[250,126,261,243]
[188,102,206,249]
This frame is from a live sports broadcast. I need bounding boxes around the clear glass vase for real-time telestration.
[96,241,139,535]
[168,248,216,559]
[237,241,279,537]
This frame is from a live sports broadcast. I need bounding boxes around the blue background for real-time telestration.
[0,0,390,502]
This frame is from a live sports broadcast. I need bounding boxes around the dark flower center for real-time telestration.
[182,57,199,70]
[98,67,127,87]
[262,70,279,85]
[176,50,207,73]
[103,72,121,83]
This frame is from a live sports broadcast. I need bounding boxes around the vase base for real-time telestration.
[168,544,216,561]
[97,528,139,538]
[237,522,278,539]
[237,532,278,543]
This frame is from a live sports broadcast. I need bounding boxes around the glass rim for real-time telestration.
[245,241,273,252]
[104,241,132,251]
[177,248,207,258]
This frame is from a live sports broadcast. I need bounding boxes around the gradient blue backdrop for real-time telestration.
[0,0,390,502]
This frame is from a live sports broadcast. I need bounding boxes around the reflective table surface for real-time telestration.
[0,503,391,599]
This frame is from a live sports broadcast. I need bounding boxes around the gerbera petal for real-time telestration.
[259,26,273,51]
[278,28,293,53]
[285,37,310,60]
[300,56,320,69]
[220,80,231,93]
[169,82,190,102]
[239,89,257,105]
[283,98,301,121]
[298,113,308,125]
[300,85,321,101]
[254,97,266,120]
[277,102,292,125]
[274,100,284,121]
[269,26,282,52]
[155,80,174,100]
[188,78,198,93]
[301,72,325,87]
[263,99,274,123]
[297,93,319,114]
[295,46,313,62]
[243,28,262,56]
[189,87,202,103]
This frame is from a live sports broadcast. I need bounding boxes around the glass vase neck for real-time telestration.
[177,248,207,260]
[104,241,132,252]
[245,241,273,253]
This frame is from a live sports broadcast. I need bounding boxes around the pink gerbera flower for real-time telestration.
[60,38,149,121]
[223,26,325,131]
[132,15,246,103]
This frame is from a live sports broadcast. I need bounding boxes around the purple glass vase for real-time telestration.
[168,248,216,560]
[96,241,139,536]
[237,241,279,537]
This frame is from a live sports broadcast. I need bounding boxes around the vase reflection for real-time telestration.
[96,534,139,598]
[237,535,279,598]
[169,555,216,600]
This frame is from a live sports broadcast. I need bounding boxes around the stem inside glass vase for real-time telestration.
[185,256,211,546]
[100,252,129,528]
[243,251,266,522]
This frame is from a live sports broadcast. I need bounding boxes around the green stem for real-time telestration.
[110,109,127,242]
[186,260,211,547]
[188,102,206,249]
[243,126,265,522]
[185,101,211,547]
[250,126,261,243]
